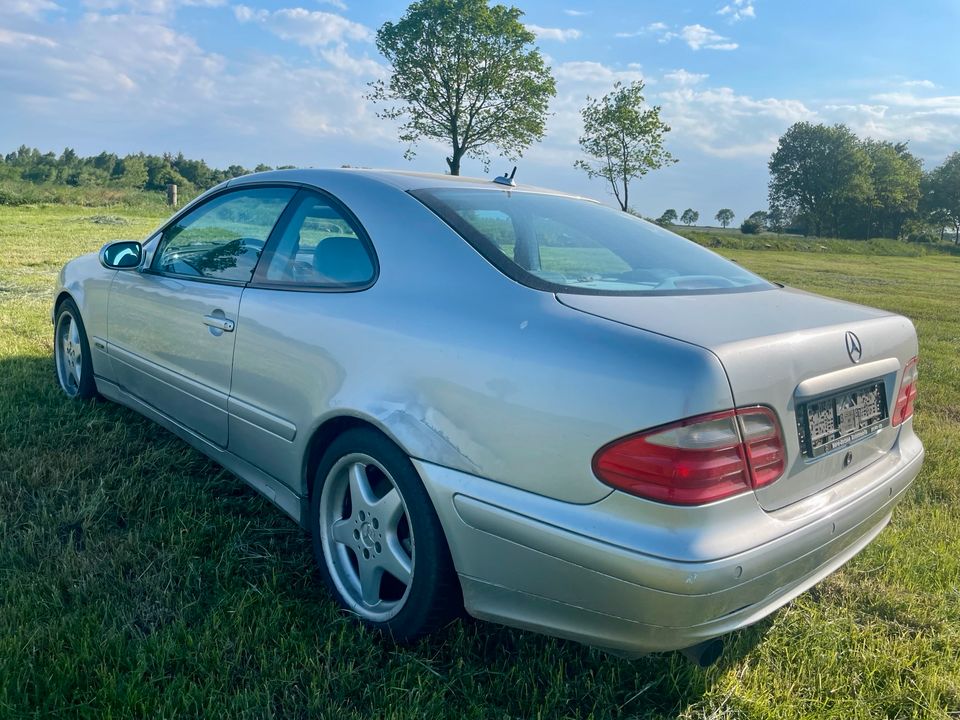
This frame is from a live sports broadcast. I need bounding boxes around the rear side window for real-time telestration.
[154,187,295,283]
[258,191,375,289]
[412,188,772,295]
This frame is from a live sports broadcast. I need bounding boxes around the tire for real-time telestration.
[310,428,460,641]
[53,298,98,400]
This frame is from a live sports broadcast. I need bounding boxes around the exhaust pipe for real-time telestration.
[679,638,725,668]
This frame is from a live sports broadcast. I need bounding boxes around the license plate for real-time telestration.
[798,380,888,458]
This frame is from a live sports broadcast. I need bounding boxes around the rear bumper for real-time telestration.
[414,428,924,654]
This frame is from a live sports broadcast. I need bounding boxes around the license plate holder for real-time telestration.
[798,380,888,458]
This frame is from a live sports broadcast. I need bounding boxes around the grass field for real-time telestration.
[1,204,959,719]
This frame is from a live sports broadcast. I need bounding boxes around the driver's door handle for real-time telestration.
[203,315,235,332]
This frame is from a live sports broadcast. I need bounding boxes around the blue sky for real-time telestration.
[2,0,959,218]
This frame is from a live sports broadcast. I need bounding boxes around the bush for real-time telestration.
[906,230,937,244]
[740,218,764,234]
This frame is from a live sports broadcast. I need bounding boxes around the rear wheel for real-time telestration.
[310,428,460,641]
[54,298,97,400]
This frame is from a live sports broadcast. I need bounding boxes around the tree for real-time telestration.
[369,0,555,175]
[657,208,677,225]
[680,208,699,226]
[768,122,872,237]
[715,208,734,228]
[747,210,768,227]
[925,153,960,244]
[859,140,921,238]
[767,205,788,233]
[117,155,148,189]
[574,81,676,211]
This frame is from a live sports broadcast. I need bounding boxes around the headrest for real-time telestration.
[313,236,373,284]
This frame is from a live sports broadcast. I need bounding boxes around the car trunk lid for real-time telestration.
[557,287,917,511]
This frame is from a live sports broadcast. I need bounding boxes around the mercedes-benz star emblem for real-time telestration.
[845,331,863,364]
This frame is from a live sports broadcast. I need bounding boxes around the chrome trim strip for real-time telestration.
[228,397,297,441]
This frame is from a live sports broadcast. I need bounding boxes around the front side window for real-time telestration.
[153,187,295,283]
[259,191,375,288]
[412,188,773,295]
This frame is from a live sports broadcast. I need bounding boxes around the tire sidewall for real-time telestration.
[55,298,97,400]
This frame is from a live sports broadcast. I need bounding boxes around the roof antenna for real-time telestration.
[493,166,517,187]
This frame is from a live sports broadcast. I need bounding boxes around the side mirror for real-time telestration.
[99,241,143,270]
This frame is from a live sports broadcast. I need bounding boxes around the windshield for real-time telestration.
[412,188,773,295]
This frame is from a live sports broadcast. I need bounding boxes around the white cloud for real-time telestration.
[657,85,815,157]
[820,95,960,152]
[82,0,225,13]
[563,9,589,16]
[623,22,737,50]
[718,0,756,22]
[0,0,60,17]
[526,24,581,42]
[615,21,671,40]
[679,24,738,51]
[0,28,57,47]
[664,69,709,86]
[233,6,371,47]
[0,8,391,150]
[902,79,937,89]
[318,0,347,9]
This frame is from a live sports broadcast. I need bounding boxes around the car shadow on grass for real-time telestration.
[1,353,772,719]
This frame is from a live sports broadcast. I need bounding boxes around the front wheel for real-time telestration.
[54,298,98,400]
[310,429,460,641]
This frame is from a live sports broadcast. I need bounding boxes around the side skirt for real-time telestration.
[96,376,308,528]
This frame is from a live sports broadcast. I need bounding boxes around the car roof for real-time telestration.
[226,167,592,201]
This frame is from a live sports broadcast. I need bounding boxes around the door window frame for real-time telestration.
[145,183,299,287]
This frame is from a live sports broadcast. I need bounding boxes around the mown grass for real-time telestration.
[1,204,959,718]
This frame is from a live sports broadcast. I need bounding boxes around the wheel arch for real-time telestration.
[53,290,76,320]
[302,413,419,509]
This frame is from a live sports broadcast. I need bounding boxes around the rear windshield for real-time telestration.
[412,188,773,295]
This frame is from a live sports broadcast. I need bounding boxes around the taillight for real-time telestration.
[592,407,786,505]
[892,356,918,426]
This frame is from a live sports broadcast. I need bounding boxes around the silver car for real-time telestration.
[53,169,923,664]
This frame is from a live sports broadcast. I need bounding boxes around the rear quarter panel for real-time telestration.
[226,175,737,504]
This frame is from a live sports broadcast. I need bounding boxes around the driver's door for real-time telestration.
[107,186,295,447]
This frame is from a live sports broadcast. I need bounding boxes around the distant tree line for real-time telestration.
[0,145,287,196]
[768,122,959,242]
[654,122,959,243]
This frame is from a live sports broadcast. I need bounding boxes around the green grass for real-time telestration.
[2,204,960,718]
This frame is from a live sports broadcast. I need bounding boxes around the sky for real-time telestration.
[2,0,959,217]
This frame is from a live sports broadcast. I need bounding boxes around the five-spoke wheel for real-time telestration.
[319,453,415,621]
[310,429,460,640]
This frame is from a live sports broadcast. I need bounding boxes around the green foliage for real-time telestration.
[369,0,556,175]
[680,208,699,226]
[657,208,677,225]
[0,145,273,206]
[858,139,922,238]
[574,81,676,211]
[767,125,926,239]
[768,123,874,238]
[715,208,735,228]
[740,218,764,235]
[923,152,960,244]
